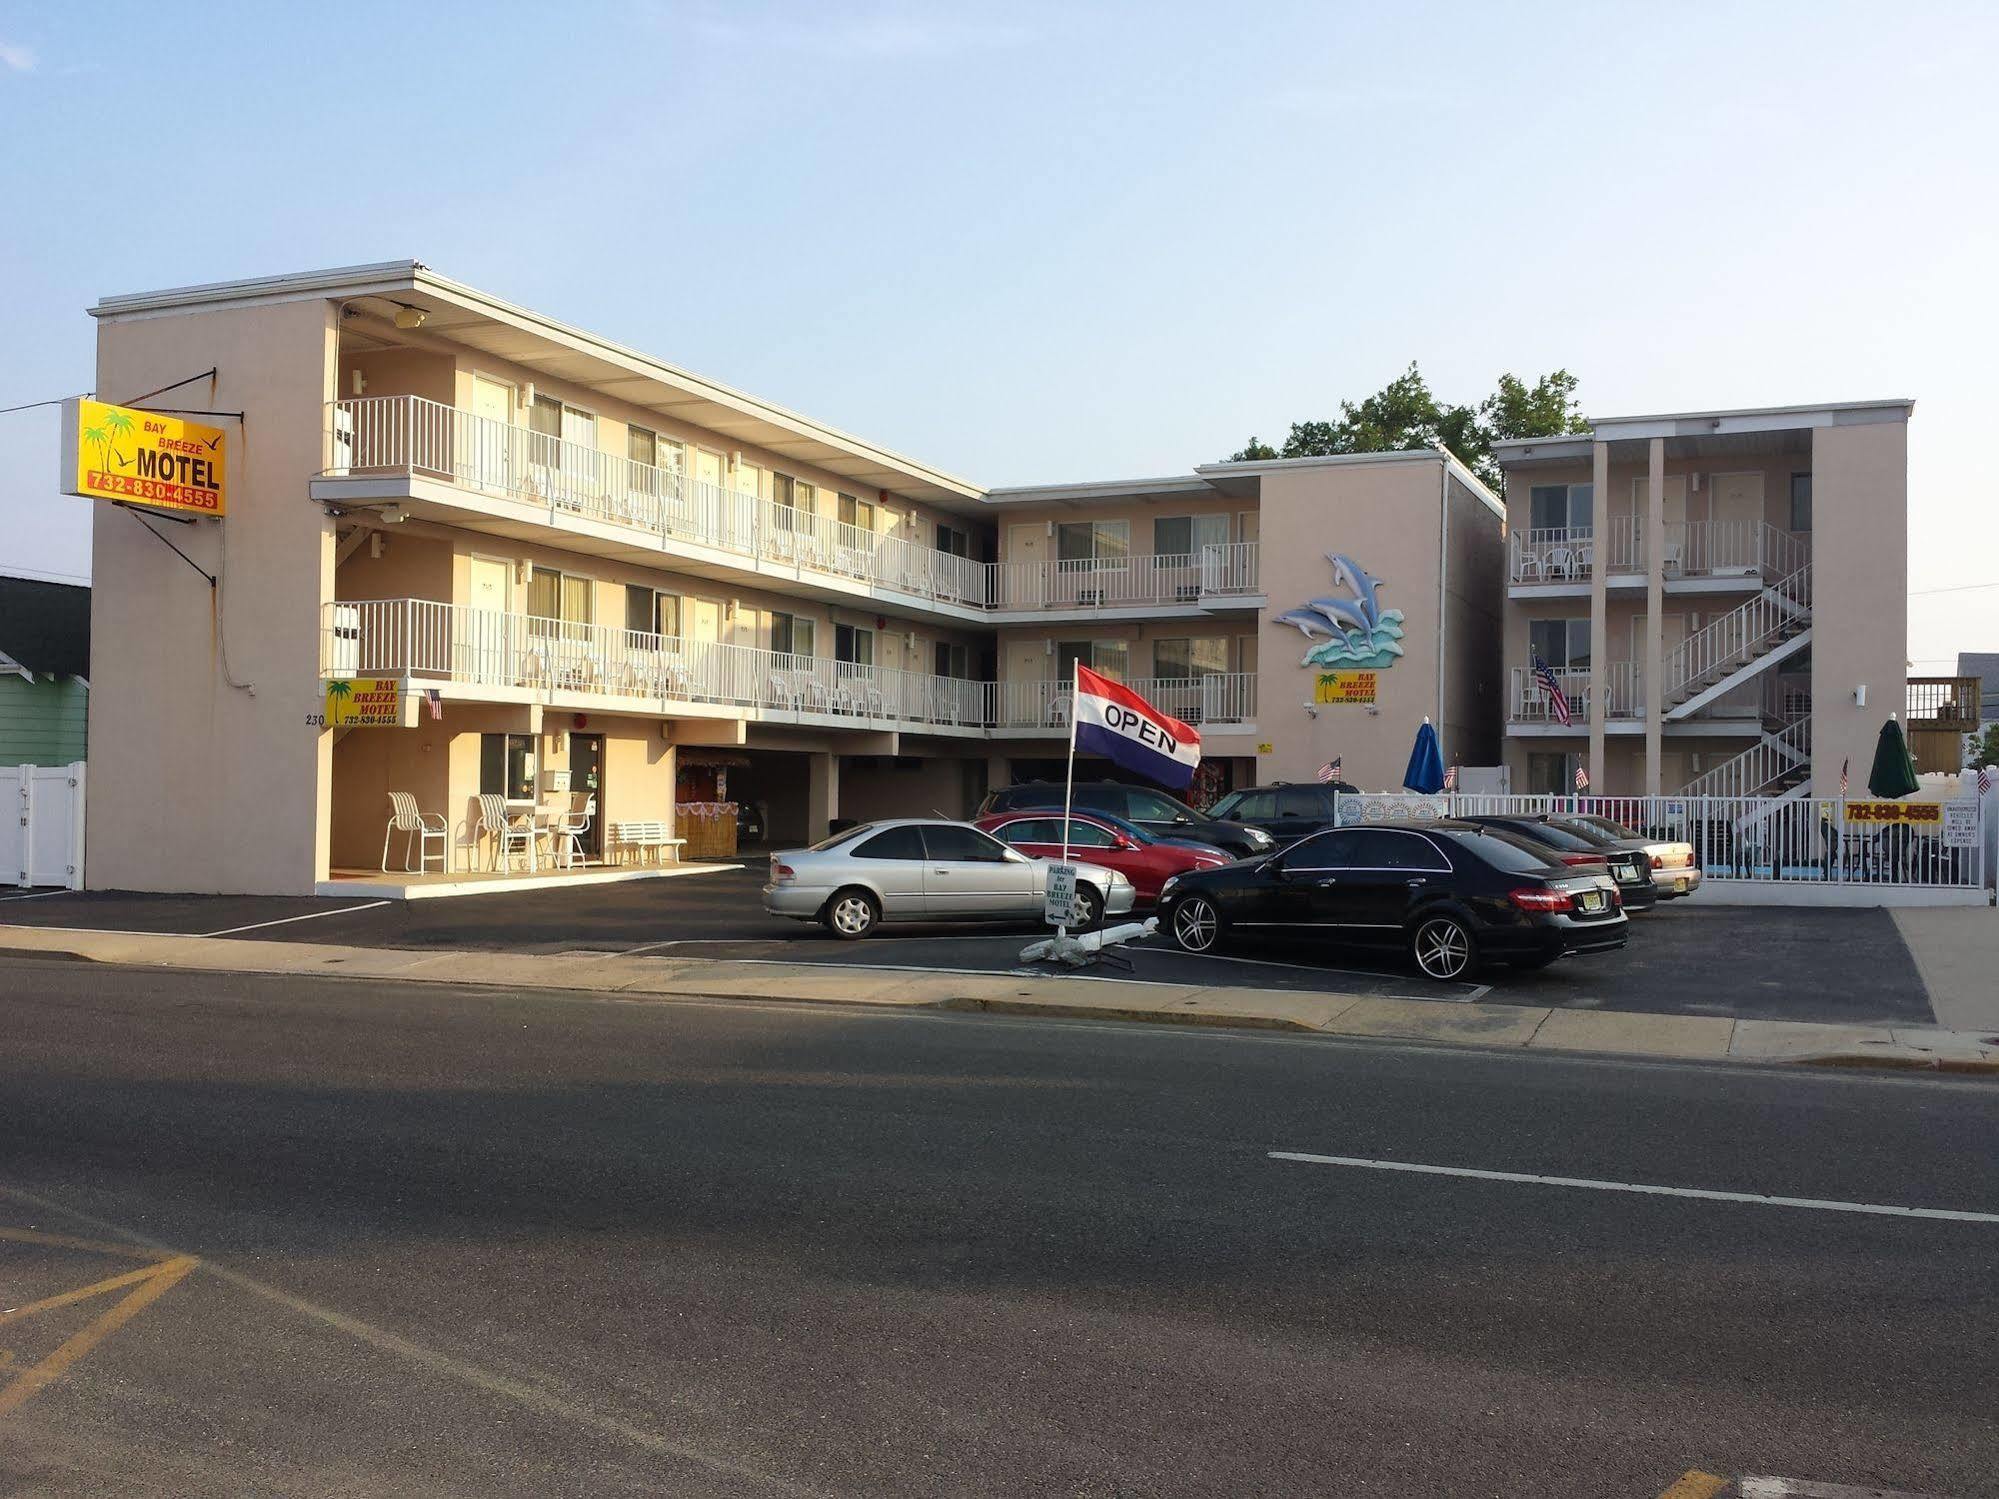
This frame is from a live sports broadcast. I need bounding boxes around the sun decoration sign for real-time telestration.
[60,398,229,518]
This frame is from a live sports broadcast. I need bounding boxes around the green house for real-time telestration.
[0,574,90,767]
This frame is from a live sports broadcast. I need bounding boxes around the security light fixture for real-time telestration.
[391,303,427,331]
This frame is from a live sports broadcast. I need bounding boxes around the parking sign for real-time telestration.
[1044,861,1079,926]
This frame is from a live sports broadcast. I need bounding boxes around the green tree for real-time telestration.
[1969,721,1999,770]
[1228,364,1588,492]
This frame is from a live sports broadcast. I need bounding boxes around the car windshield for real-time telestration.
[1450,828,1567,874]
[1552,815,1631,843]
[1488,819,1603,853]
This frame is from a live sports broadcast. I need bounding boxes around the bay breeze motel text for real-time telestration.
[72,262,1912,895]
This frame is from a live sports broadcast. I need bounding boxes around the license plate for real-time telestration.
[1579,892,1606,912]
[1675,878,1688,893]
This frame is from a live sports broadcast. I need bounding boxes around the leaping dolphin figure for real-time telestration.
[1274,608,1335,639]
[1327,554,1385,626]
[1306,595,1375,636]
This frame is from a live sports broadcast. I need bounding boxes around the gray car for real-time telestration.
[763,818,1137,939]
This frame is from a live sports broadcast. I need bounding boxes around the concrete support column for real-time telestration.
[1588,441,1609,792]
[1644,437,1666,796]
[807,752,840,840]
[985,755,1010,795]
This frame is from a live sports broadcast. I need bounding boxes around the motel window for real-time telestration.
[625,586,680,639]
[1057,640,1128,682]
[835,623,874,667]
[1153,514,1229,558]
[1057,520,1129,565]
[935,641,971,679]
[1789,473,1813,532]
[480,733,538,802]
[936,523,971,558]
[838,493,877,533]
[1528,618,1591,671]
[1527,752,1579,797]
[771,611,815,658]
[1528,483,1593,536]
[529,568,594,625]
[773,473,815,530]
[1154,638,1228,680]
[628,425,657,468]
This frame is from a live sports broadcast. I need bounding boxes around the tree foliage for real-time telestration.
[1228,364,1589,492]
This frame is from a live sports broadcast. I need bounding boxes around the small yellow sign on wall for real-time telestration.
[325,679,404,728]
[61,398,228,518]
[1314,670,1378,705]
[1843,801,1941,825]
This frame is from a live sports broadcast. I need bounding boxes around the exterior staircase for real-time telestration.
[1679,716,1812,800]
[1663,562,1812,719]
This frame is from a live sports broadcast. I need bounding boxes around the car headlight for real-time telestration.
[1159,875,1180,898]
[1247,828,1273,846]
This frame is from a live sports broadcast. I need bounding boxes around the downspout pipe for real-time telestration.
[1436,452,1450,732]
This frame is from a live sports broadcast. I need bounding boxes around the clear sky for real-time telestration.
[1,0,1992,669]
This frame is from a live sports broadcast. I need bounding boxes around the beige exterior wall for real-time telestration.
[992,493,1250,567]
[87,300,337,894]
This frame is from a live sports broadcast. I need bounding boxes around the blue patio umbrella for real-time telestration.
[1403,717,1446,794]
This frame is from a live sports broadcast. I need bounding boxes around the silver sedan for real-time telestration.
[763,818,1137,939]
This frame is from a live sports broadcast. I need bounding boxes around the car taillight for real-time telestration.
[1509,887,1573,912]
[1650,854,1664,870]
[771,861,795,884]
[1559,853,1600,867]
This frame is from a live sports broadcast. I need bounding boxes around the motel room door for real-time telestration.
[461,555,514,686]
[1710,472,1767,573]
[686,597,724,699]
[1008,524,1047,607]
[569,733,605,861]
[468,375,514,491]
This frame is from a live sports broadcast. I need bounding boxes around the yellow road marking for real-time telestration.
[1659,1473,1731,1499]
[0,1226,171,1262]
[0,1262,174,1326]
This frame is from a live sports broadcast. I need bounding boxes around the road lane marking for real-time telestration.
[202,900,391,936]
[1740,1480,1944,1498]
[0,1186,816,1493]
[1267,1152,1999,1224]
[1657,1473,1729,1499]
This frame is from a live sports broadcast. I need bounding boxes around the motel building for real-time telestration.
[1493,401,1912,802]
[74,263,1910,897]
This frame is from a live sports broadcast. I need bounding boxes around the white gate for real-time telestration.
[1,762,86,890]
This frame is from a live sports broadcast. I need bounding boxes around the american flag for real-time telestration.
[425,688,444,722]
[1533,654,1572,727]
[1979,764,1993,795]
[1840,757,1849,796]
[1574,762,1590,792]
[1317,757,1342,783]
[1442,763,1458,792]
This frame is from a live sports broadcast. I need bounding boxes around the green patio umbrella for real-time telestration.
[1866,714,1921,798]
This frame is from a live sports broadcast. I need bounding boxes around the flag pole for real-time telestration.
[1058,657,1080,940]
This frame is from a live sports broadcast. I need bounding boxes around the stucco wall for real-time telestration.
[1810,420,1908,793]
[88,298,336,894]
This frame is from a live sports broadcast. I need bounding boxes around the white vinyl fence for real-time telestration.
[1329,789,1989,899]
[2,762,86,890]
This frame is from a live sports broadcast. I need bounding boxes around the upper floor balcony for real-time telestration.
[1508,519,1808,594]
[320,395,1261,623]
[322,597,1257,740]
[1507,661,1644,730]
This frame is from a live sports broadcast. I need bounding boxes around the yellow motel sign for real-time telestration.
[60,398,229,518]
[1313,670,1379,705]
[325,679,406,728]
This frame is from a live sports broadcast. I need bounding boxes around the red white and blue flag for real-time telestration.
[1072,664,1201,790]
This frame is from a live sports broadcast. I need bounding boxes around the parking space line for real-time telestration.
[1268,1151,1999,1224]
[202,901,391,937]
[0,1253,198,1418]
[0,889,71,902]
[1656,1472,1729,1499]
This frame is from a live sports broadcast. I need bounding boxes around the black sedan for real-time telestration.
[1456,815,1659,910]
[1155,821,1628,980]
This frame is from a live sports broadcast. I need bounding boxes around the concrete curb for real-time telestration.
[4,924,1995,1078]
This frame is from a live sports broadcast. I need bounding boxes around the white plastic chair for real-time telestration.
[383,792,448,873]
[478,793,536,872]
[553,793,596,868]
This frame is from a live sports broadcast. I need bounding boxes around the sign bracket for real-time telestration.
[121,506,217,587]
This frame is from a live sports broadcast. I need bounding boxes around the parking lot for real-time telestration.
[0,867,1943,1027]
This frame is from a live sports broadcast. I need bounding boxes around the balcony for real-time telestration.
[993,674,1257,733]
[322,396,1260,621]
[1906,676,1982,732]
[323,598,989,734]
[1511,517,1807,591]
[1508,662,1643,727]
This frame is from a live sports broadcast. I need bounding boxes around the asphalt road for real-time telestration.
[2,957,1994,1497]
[0,869,1941,1023]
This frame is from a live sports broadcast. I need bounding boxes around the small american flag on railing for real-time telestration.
[1442,764,1457,792]
[1841,757,1849,795]
[1980,765,1993,795]
[1533,654,1572,727]
[1318,757,1341,783]
[1574,763,1589,792]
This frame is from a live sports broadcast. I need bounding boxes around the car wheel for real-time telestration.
[823,887,881,940]
[1169,895,1221,953]
[1410,913,1478,980]
[1074,884,1105,932]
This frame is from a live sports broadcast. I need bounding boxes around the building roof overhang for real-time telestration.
[1493,399,1916,470]
[91,261,988,512]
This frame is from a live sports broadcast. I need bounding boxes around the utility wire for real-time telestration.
[1909,580,1998,597]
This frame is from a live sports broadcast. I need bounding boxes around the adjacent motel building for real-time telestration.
[77,263,1909,896]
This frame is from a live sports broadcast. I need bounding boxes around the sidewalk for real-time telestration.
[3,923,1995,1074]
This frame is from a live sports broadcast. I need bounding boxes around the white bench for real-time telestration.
[608,821,686,866]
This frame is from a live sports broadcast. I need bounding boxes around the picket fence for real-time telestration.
[2,762,86,890]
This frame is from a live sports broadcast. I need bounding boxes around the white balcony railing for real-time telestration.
[1509,662,1643,723]
[993,674,1257,730]
[323,598,990,730]
[327,395,1259,615]
[1663,520,1808,580]
[1509,527,1594,583]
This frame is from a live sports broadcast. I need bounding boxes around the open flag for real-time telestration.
[1073,664,1200,790]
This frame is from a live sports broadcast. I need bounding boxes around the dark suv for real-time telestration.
[1206,781,1360,848]
[977,781,1273,859]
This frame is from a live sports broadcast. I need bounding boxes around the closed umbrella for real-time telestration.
[1403,718,1445,794]
[1867,715,1920,798]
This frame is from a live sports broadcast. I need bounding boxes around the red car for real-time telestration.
[974,810,1233,903]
